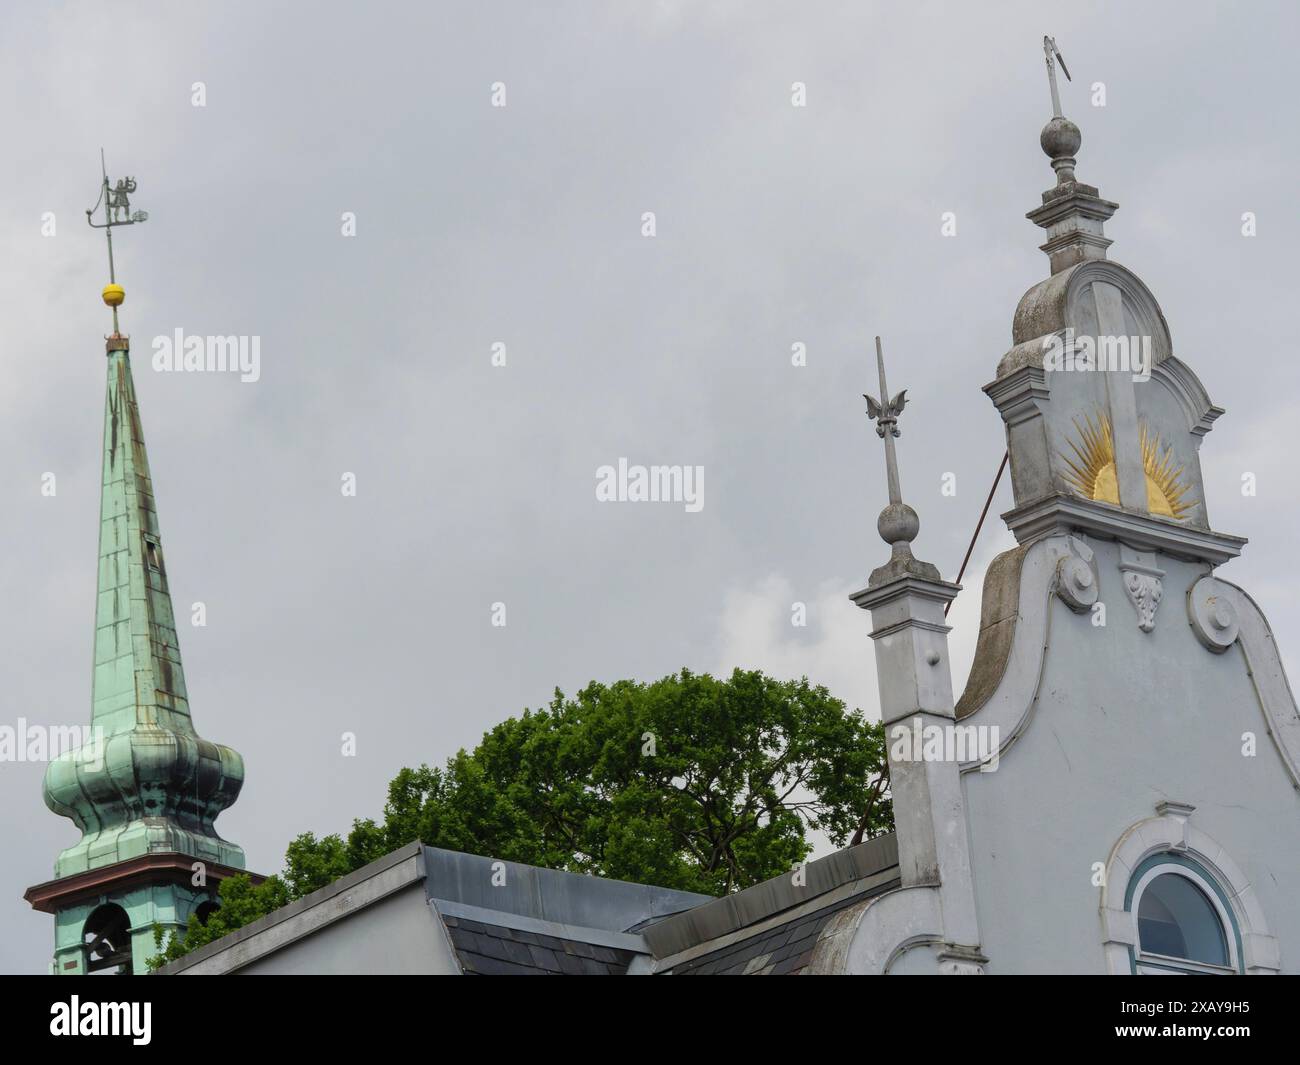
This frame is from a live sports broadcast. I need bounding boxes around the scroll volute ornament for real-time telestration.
[1187,577,1241,653]
[1055,538,1100,613]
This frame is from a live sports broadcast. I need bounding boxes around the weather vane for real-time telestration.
[86,149,148,336]
[863,336,908,506]
[1042,35,1071,118]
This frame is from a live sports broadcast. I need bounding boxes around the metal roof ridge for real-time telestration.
[640,833,899,959]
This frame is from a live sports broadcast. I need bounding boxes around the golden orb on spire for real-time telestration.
[102,283,125,307]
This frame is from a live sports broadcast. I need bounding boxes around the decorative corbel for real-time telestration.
[1118,543,1164,633]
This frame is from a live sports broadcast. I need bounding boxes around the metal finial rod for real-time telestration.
[875,338,902,505]
[875,336,890,410]
[864,336,908,507]
[100,151,119,333]
[1043,35,1071,118]
[86,150,148,337]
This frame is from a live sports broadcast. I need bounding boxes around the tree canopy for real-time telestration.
[150,669,891,967]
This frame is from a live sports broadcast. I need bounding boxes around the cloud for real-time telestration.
[714,573,878,716]
[711,526,1015,726]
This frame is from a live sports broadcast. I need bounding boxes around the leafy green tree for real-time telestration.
[150,669,891,967]
[148,873,293,969]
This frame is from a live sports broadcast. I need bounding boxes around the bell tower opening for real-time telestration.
[83,904,132,975]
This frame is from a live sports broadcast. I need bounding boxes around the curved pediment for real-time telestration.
[987,251,1239,538]
[1005,259,1173,374]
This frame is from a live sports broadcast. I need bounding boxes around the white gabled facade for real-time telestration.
[832,86,1299,975]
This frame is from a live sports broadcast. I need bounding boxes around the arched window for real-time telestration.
[1128,855,1240,975]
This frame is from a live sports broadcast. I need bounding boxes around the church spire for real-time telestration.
[25,162,252,976]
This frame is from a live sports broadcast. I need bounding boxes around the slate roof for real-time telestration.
[444,914,638,975]
[156,835,902,974]
[660,876,899,975]
[639,832,899,970]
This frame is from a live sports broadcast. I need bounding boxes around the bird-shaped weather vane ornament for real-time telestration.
[85,149,148,336]
[863,336,908,507]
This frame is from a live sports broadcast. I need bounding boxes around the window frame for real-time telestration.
[1126,854,1242,975]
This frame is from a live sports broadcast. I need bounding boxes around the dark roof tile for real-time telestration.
[502,939,535,965]
[527,944,564,972]
[442,914,640,976]
[555,951,589,975]
[463,952,545,975]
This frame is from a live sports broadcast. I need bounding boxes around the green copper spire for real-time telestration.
[25,163,253,975]
[41,338,247,876]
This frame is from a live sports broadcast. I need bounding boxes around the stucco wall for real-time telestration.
[960,535,1300,973]
[237,884,459,975]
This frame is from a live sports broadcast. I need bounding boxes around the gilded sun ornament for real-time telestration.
[1060,410,1193,520]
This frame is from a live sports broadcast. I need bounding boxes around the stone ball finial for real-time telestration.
[1040,116,1081,185]
[877,501,920,546]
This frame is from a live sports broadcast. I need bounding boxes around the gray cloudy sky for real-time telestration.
[3,1,1298,973]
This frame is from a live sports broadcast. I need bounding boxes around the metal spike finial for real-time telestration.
[863,336,908,507]
[86,149,148,337]
[1038,37,1083,186]
[1043,35,1071,118]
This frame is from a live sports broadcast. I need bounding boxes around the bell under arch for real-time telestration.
[83,903,132,975]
